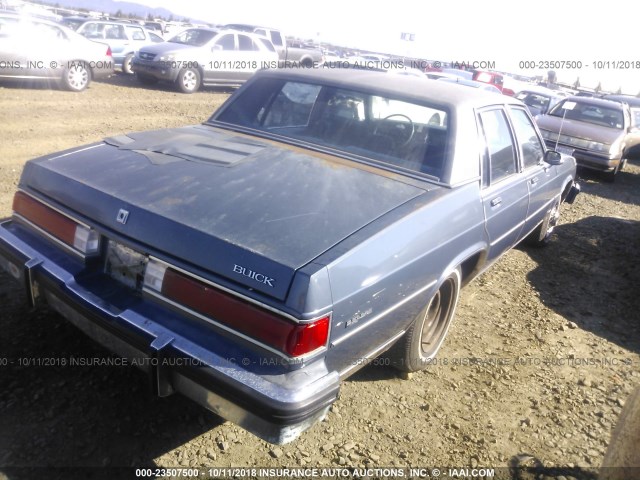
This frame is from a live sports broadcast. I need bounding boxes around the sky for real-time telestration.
[128,0,639,94]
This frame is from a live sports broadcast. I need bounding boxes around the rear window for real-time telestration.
[212,78,450,179]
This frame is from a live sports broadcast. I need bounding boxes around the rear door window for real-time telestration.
[478,109,517,185]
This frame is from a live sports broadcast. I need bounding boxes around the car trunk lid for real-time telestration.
[21,125,426,300]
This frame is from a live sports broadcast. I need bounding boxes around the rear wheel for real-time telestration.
[394,268,461,372]
[175,67,200,93]
[62,61,91,92]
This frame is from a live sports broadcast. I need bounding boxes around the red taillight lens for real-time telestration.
[144,260,330,357]
[106,46,112,57]
[12,191,100,255]
[286,317,330,357]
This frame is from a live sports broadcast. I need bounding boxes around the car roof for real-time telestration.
[562,96,627,109]
[603,94,640,108]
[224,23,278,31]
[77,19,144,26]
[517,86,565,97]
[1,11,77,32]
[253,68,519,110]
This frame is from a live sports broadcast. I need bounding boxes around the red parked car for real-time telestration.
[472,70,515,96]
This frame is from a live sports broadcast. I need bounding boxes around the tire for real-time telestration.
[175,67,200,93]
[62,61,91,92]
[393,268,461,372]
[122,53,134,75]
[300,57,314,68]
[136,73,158,85]
[526,196,561,247]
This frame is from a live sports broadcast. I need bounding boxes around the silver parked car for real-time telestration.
[516,86,566,116]
[75,20,163,74]
[131,28,279,93]
[0,12,113,91]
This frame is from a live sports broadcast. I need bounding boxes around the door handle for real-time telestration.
[490,197,502,207]
[530,177,539,185]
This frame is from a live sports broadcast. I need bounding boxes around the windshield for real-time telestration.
[169,28,217,46]
[549,100,624,129]
[210,77,450,179]
[516,92,551,110]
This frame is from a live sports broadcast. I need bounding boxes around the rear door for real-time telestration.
[478,107,529,263]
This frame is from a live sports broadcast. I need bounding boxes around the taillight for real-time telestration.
[286,317,330,357]
[144,259,330,357]
[106,46,112,57]
[12,191,100,256]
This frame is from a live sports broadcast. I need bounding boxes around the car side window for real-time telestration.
[238,34,258,51]
[478,109,517,185]
[270,31,284,47]
[510,108,544,169]
[80,23,101,38]
[105,24,126,40]
[126,26,146,41]
[216,34,235,50]
[262,82,322,128]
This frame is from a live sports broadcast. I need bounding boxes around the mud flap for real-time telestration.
[565,182,580,204]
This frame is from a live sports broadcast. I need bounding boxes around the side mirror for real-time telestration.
[544,150,564,165]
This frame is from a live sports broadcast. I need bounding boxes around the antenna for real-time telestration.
[555,100,576,151]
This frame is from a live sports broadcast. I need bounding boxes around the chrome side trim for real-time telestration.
[338,329,406,379]
[488,220,525,248]
[49,143,105,161]
[331,279,437,347]
[525,196,555,224]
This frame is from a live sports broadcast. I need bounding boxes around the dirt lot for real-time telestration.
[0,75,639,480]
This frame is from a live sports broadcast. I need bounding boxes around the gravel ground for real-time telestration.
[0,75,639,480]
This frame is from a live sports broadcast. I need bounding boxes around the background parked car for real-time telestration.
[437,76,502,93]
[472,70,515,95]
[223,24,324,67]
[536,97,640,181]
[603,94,640,126]
[75,20,163,74]
[59,15,89,31]
[0,12,113,91]
[132,27,279,93]
[516,87,566,116]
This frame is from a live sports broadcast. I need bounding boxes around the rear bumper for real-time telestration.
[0,218,339,444]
